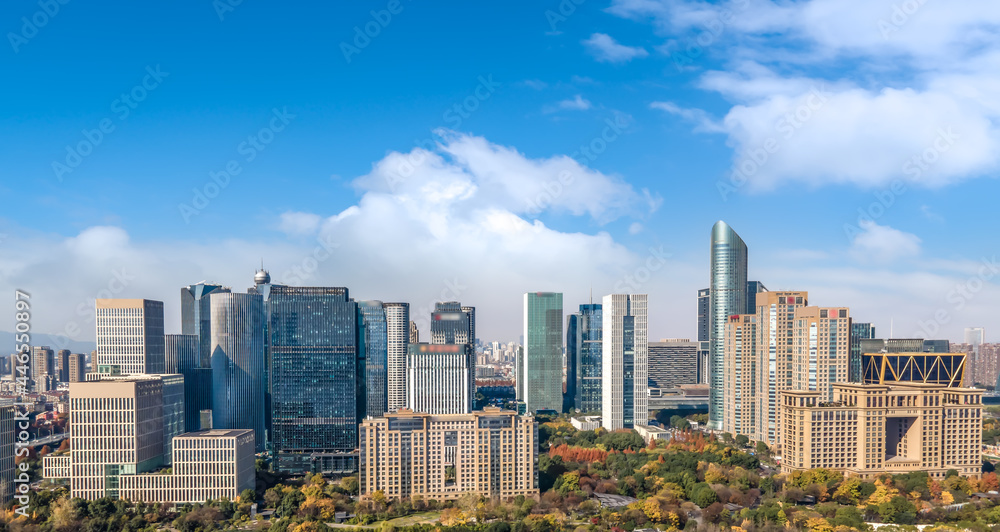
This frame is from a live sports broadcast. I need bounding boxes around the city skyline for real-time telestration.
[3,3,1000,347]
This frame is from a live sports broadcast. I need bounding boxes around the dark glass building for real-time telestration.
[210,292,266,452]
[166,333,207,431]
[359,301,388,417]
[181,282,230,368]
[268,286,364,473]
[567,304,602,413]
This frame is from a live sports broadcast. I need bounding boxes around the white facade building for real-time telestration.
[602,294,648,431]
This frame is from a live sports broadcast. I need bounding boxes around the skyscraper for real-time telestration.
[602,294,648,430]
[849,322,875,382]
[523,292,563,413]
[430,302,474,346]
[56,349,70,383]
[385,303,410,412]
[568,304,602,413]
[723,315,757,436]
[409,320,419,343]
[268,286,363,471]
[209,292,266,452]
[165,334,199,374]
[966,327,986,348]
[745,281,767,315]
[407,343,475,414]
[754,291,807,444]
[791,307,851,402]
[181,282,231,368]
[166,334,205,431]
[31,346,55,391]
[461,305,476,347]
[708,221,748,431]
[697,288,710,343]
[359,301,389,418]
[96,299,166,375]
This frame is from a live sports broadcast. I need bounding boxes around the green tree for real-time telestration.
[735,434,749,447]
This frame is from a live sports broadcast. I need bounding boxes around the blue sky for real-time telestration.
[2,0,998,345]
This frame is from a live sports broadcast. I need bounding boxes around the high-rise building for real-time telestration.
[515,346,525,401]
[745,281,767,315]
[359,408,538,500]
[67,353,86,382]
[407,343,474,414]
[0,399,14,503]
[69,376,165,500]
[849,322,875,382]
[791,307,851,401]
[160,374,186,464]
[56,349,70,382]
[409,320,419,343]
[385,303,411,413]
[430,302,474,346]
[268,286,363,471]
[781,382,983,479]
[461,305,476,347]
[648,339,699,393]
[95,299,166,375]
[723,315,757,436]
[165,334,205,432]
[181,282,231,368]
[523,292,563,413]
[568,303,602,414]
[164,334,199,375]
[31,346,55,391]
[360,301,389,418]
[602,294,648,430]
[697,288,710,343]
[209,292,266,453]
[754,291,807,444]
[708,221,748,431]
[966,327,986,349]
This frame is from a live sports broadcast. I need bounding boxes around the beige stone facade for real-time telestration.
[781,382,983,479]
[360,408,537,500]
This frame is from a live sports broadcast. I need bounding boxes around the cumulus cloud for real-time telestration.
[582,33,649,63]
[278,212,322,235]
[557,95,593,111]
[848,221,922,264]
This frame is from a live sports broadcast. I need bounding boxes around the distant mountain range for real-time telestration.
[0,331,96,355]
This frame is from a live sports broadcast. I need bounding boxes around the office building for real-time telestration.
[648,339,699,392]
[31,346,55,391]
[56,349,70,382]
[567,304,603,413]
[385,303,410,413]
[160,374,186,464]
[860,338,924,354]
[210,292,266,452]
[862,352,966,387]
[722,315,757,436]
[95,299,166,375]
[67,353,86,382]
[697,288,710,343]
[118,430,255,504]
[850,322,875,382]
[359,408,538,500]
[407,343,474,415]
[708,221,748,431]
[409,320,419,343]
[430,302,474,346]
[754,291,807,444]
[523,292,563,413]
[360,301,388,417]
[268,286,362,471]
[181,282,230,368]
[164,334,199,375]
[461,305,476,347]
[746,281,767,315]
[781,382,982,479]
[68,377,166,499]
[515,346,525,401]
[966,327,985,350]
[165,334,206,431]
[0,399,14,503]
[602,294,648,430]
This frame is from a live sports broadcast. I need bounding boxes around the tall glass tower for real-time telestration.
[210,292,266,452]
[708,221,748,431]
[849,322,875,382]
[568,304,602,413]
[181,282,230,368]
[268,286,363,472]
[359,301,388,417]
[602,294,648,430]
[523,292,563,413]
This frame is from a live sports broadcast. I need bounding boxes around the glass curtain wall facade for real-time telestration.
[210,292,266,452]
[708,221,748,430]
[359,301,388,417]
[523,293,563,413]
[569,304,602,413]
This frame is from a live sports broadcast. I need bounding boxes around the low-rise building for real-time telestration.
[570,415,601,432]
[634,424,670,445]
[360,408,537,501]
[781,382,982,479]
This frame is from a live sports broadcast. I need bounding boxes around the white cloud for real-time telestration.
[558,95,593,111]
[278,212,322,235]
[582,33,649,63]
[650,101,726,133]
[848,221,921,264]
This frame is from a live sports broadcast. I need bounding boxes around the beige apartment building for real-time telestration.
[359,408,538,501]
[791,306,851,401]
[754,291,808,444]
[95,299,165,375]
[781,382,983,479]
[723,314,757,436]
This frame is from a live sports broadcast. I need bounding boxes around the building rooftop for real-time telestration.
[178,429,254,439]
